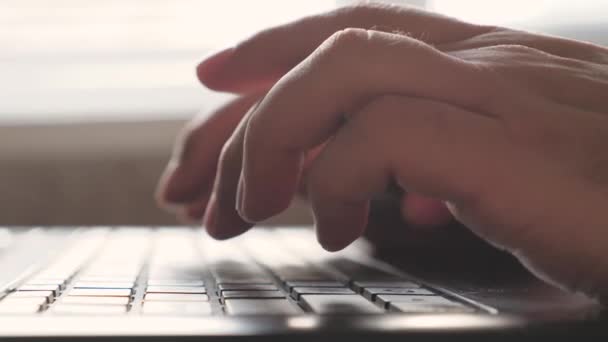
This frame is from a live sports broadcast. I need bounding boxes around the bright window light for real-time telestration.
[0,0,605,124]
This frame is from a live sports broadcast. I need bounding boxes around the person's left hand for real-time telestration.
[156,4,486,237]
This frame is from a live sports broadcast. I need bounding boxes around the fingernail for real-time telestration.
[196,47,235,86]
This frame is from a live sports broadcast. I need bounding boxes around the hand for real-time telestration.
[157,3,608,300]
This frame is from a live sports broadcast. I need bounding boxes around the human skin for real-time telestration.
[156,3,608,302]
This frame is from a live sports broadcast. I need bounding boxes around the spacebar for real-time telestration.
[0,229,72,293]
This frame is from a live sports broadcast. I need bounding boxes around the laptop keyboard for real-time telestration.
[0,227,482,316]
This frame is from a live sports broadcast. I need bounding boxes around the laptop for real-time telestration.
[0,225,604,340]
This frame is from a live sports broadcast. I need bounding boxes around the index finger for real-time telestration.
[238,29,507,222]
[198,3,494,93]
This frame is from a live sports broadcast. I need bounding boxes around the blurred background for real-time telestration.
[0,0,606,225]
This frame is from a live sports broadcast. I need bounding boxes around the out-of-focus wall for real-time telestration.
[0,120,312,226]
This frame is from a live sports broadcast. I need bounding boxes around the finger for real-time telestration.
[203,103,259,240]
[176,195,211,223]
[437,28,608,64]
[306,96,504,251]
[156,93,261,207]
[240,28,506,222]
[400,194,453,228]
[185,195,211,222]
[450,44,608,114]
[198,3,494,93]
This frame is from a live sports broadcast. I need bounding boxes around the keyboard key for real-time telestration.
[218,284,278,292]
[142,302,212,315]
[147,272,201,280]
[375,295,462,309]
[352,281,420,292]
[5,291,54,301]
[146,286,205,294]
[147,280,204,287]
[211,262,274,284]
[285,281,345,290]
[222,290,285,300]
[52,304,127,315]
[25,278,66,288]
[1,297,48,306]
[144,293,209,302]
[78,276,137,283]
[291,287,354,300]
[214,277,274,285]
[61,296,130,305]
[300,295,384,314]
[329,258,401,281]
[362,287,435,300]
[0,302,42,314]
[18,284,60,296]
[68,289,132,297]
[389,301,476,313]
[73,281,134,289]
[224,299,300,315]
[271,267,336,282]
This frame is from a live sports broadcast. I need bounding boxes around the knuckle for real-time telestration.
[321,28,371,58]
[217,135,241,170]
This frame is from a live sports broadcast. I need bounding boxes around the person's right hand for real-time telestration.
[157,3,608,302]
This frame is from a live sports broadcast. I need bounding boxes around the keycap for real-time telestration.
[224,299,300,315]
[142,302,212,315]
[18,284,60,296]
[0,228,79,296]
[68,289,132,297]
[389,301,476,313]
[222,290,285,300]
[144,293,209,302]
[5,291,54,301]
[329,258,401,281]
[218,284,278,292]
[300,295,384,314]
[284,281,345,290]
[211,263,273,284]
[25,278,66,288]
[271,267,335,282]
[73,281,134,289]
[61,296,130,305]
[362,287,435,300]
[291,287,354,300]
[78,276,136,282]
[375,295,462,309]
[52,304,127,315]
[147,272,201,280]
[352,281,420,292]
[1,297,48,307]
[146,286,205,294]
[147,280,204,287]
[0,302,42,314]
[214,277,274,285]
